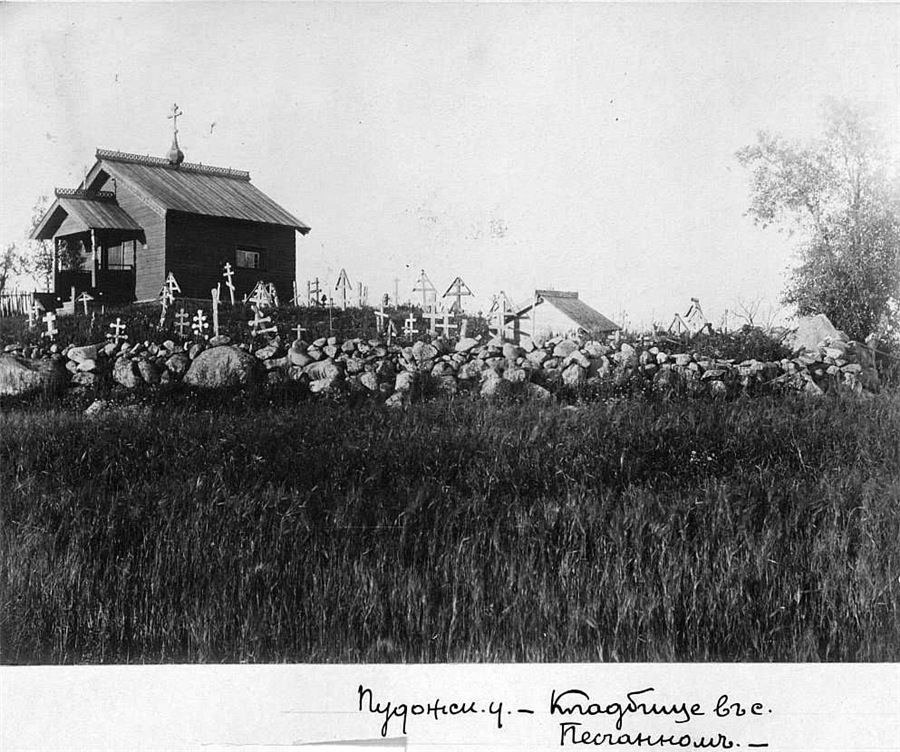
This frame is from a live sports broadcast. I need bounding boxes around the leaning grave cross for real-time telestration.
[75,291,94,316]
[223,262,236,305]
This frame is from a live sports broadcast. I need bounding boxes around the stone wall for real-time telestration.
[0,330,880,402]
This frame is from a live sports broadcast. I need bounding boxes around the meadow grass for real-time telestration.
[1,389,898,663]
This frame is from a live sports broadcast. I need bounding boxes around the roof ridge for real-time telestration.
[55,187,117,202]
[96,148,251,181]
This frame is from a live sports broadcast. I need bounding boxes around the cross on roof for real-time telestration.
[168,103,183,135]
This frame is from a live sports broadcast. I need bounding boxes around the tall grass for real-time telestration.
[2,391,899,663]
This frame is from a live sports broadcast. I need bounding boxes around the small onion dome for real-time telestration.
[167,134,184,166]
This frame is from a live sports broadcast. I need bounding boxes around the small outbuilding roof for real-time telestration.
[523,289,620,333]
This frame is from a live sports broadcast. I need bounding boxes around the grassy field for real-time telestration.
[1,386,899,663]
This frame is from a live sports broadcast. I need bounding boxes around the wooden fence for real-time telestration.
[0,292,34,317]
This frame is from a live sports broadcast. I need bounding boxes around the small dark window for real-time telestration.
[236,246,266,270]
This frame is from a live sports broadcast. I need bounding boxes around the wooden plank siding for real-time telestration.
[97,173,165,301]
[166,212,296,301]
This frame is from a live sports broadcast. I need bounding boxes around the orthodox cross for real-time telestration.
[42,311,58,339]
[684,297,710,334]
[436,312,457,339]
[308,278,322,307]
[385,317,398,345]
[374,303,390,334]
[168,103,183,136]
[174,308,190,338]
[210,287,221,337]
[164,271,181,298]
[250,306,277,337]
[423,309,443,336]
[403,313,418,338]
[357,282,368,308]
[27,299,39,328]
[668,313,690,337]
[192,309,209,338]
[75,291,94,316]
[489,295,509,342]
[335,268,351,309]
[267,282,280,308]
[413,269,437,311]
[107,317,127,345]
[292,280,304,307]
[442,276,473,313]
[223,263,236,305]
[249,280,273,309]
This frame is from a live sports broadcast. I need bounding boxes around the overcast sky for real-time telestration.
[2,3,898,328]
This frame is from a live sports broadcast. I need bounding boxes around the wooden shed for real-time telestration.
[31,146,310,305]
[515,290,620,343]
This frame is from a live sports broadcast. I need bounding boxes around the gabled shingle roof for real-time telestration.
[542,293,620,332]
[95,149,310,232]
[31,190,143,240]
[518,290,620,333]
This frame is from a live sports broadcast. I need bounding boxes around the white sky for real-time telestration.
[1,2,898,328]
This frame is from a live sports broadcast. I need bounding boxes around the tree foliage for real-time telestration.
[17,196,84,290]
[737,99,900,341]
[0,243,25,296]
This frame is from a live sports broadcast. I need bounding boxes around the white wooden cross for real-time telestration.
[386,317,398,345]
[413,269,437,311]
[210,287,221,337]
[164,271,181,296]
[294,323,307,342]
[489,295,508,342]
[158,287,171,329]
[267,282,280,308]
[335,268,351,309]
[292,280,304,307]
[75,291,94,315]
[42,311,58,339]
[442,276,474,313]
[175,308,190,338]
[436,312,457,339]
[403,313,418,338]
[250,306,278,337]
[192,309,209,338]
[423,309,443,336]
[107,317,127,345]
[374,304,390,334]
[308,278,322,307]
[249,280,273,309]
[159,282,175,307]
[223,262,236,305]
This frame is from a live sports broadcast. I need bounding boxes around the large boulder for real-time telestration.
[112,357,142,389]
[164,352,191,379]
[183,346,264,388]
[788,313,848,353]
[0,354,68,396]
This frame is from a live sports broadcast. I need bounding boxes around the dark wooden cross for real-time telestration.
[168,104,183,135]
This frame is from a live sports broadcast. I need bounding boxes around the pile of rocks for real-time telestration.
[0,329,880,402]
